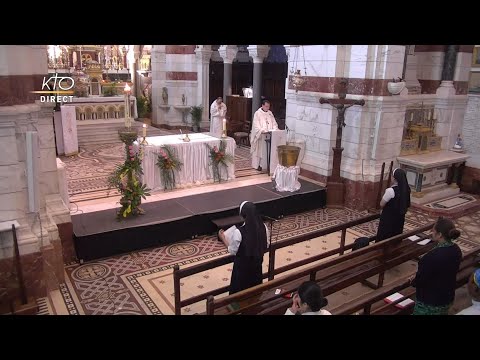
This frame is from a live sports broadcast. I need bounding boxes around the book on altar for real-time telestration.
[384,292,415,309]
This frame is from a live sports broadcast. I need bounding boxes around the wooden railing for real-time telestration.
[205,223,436,315]
[173,213,381,315]
[331,247,480,315]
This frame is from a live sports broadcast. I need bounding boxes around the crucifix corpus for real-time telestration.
[319,78,365,206]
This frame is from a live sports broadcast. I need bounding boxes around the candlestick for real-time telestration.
[222,118,227,138]
[124,83,131,129]
[143,123,147,137]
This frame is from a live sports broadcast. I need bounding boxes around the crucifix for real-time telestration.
[319,78,365,206]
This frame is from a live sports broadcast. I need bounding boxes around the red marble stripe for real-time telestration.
[458,45,474,53]
[417,79,469,95]
[415,45,447,53]
[165,45,196,54]
[414,45,473,54]
[0,74,46,106]
[288,76,392,96]
[166,71,197,81]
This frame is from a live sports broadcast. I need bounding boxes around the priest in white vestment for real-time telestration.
[250,99,278,171]
[210,97,227,137]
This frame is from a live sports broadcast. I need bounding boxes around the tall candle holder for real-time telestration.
[140,136,149,145]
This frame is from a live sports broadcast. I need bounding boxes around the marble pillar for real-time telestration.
[247,45,270,116]
[151,45,167,126]
[218,45,238,102]
[0,45,70,313]
[195,46,213,128]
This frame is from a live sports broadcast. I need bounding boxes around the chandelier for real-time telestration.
[290,45,307,92]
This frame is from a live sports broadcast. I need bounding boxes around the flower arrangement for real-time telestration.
[108,131,151,219]
[206,140,234,182]
[156,145,183,190]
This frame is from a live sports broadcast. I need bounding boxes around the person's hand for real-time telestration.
[290,293,301,314]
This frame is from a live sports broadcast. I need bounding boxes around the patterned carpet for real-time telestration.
[61,138,260,202]
[51,207,480,315]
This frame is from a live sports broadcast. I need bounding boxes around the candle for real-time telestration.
[143,124,147,137]
[223,118,226,132]
[124,83,131,128]
[410,113,414,121]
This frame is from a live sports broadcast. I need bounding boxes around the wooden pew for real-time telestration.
[331,247,480,315]
[173,213,380,315]
[206,223,436,315]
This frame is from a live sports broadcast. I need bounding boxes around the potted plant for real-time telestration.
[190,105,203,132]
[387,77,406,95]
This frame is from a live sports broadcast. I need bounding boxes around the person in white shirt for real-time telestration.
[285,281,331,315]
[210,97,227,137]
[456,268,480,315]
[250,99,279,171]
[218,201,269,295]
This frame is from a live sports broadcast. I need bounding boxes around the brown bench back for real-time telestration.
[207,222,435,315]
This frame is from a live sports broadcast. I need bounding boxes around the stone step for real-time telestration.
[76,121,167,145]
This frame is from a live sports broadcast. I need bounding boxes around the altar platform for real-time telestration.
[397,150,469,205]
[72,176,326,262]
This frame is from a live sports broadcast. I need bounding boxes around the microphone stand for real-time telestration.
[262,215,278,249]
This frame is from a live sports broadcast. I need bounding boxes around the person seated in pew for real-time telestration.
[409,217,462,315]
[285,281,331,315]
[218,201,269,295]
[456,268,480,315]
[376,168,411,242]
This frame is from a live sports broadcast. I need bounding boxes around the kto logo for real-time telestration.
[32,73,75,103]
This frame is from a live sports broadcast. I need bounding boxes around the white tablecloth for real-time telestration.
[138,133,236,191]
[272,165,301,192]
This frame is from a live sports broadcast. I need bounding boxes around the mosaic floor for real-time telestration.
[61,137,260,202]
[44,207,480,315]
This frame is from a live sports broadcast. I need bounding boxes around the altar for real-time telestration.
[139,133,236,191]
[397,150,469,204]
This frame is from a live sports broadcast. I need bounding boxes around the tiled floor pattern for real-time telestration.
[62,137,260,203]
[47,207,479,315]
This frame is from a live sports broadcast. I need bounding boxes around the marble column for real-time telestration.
[247,45,270,116]
[0,45,69,313]
[442,45,460,81]
[195,45,213,127]
[133,48,141,98]
[404,45,421,94]
[437,45,459,97]
[151,45,167,126]
[218,45,238,102]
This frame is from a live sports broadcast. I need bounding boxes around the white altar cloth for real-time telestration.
[139,133,236,191]
[272,165,301,192]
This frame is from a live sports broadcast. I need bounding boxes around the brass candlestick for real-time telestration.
[140,136,149,145]
[221,129,227,138]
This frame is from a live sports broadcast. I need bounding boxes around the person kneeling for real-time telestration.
[285,281,331,315]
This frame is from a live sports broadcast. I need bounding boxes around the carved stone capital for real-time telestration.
[218,45,238,64]
[195,45,213,63]
[247,45,270,63]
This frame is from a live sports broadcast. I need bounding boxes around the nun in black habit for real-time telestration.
[376,168,411,242]
[218,201,269,295]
